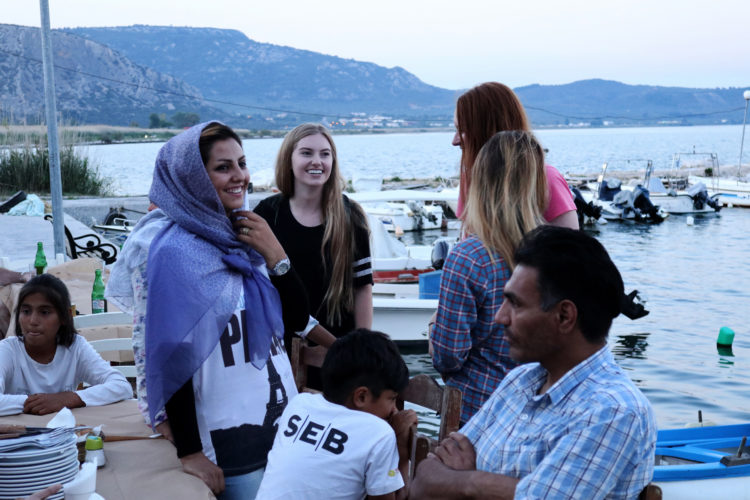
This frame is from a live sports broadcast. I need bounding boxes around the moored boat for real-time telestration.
[578,162,668,223]
[640,159,721,215]
[346,189,457,232]
[653,423,750,498]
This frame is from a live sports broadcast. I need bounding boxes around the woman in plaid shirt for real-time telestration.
[429,131,547,424]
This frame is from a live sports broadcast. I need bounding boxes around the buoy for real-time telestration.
[394,225,404,237]
[686,216,695,225]
[717,326,735,348]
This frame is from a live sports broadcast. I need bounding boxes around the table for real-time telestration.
[0,401,214,499]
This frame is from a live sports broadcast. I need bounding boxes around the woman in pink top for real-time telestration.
[450,83,649,320]
[453,82,578,229]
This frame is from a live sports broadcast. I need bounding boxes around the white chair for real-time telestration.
[74,312,133,329]
[88,338,137,378]
[74,312,135,378]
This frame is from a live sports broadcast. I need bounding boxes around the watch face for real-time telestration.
[273,259,290,275]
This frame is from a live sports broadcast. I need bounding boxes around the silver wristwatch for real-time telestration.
[268,257,291,276]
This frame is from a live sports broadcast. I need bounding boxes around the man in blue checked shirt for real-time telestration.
[411,226,656,500]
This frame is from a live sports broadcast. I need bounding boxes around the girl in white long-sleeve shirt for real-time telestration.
[0,274,132,416]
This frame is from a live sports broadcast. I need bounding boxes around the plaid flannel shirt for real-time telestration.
[431,235,516,423]
[462,346,657,500]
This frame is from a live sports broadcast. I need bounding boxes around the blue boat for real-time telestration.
[654,423,750,498]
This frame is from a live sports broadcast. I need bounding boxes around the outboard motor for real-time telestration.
[598,178,622,201]
[632,186,664,223]
[431,239,452,270]
[687,182,721,211]
[612,190,639,220]
[571,187,602,227]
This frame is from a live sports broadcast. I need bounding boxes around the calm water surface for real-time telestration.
[79,125,750,433]
[403,208,750,435]
[81,125,745,196]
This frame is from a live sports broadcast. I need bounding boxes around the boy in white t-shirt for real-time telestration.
[256,329,417,500]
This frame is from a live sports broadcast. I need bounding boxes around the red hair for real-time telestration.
[455,82,530,214]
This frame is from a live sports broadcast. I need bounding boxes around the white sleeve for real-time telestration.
[73,337,133,407]
[0,342,26,416]
[364,428,404,496]
[296,316,319,338]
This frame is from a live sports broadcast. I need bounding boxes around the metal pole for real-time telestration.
[738,91,750,181]
[39,0,65,257]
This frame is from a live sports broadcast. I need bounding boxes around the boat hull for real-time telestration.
[372,297,436,346]
[653,423,750,498]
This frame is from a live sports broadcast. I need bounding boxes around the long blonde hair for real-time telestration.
[275,123,368,325]
[463,130,547,268]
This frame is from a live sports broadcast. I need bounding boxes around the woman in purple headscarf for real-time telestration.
[125,122,308,498]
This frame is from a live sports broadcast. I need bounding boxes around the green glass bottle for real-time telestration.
[91,269,107,314]
[34,242,47,275]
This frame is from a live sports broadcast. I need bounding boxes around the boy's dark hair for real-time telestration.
[15,273,76,347]
[321,329,409,404]
[514,226,624,343]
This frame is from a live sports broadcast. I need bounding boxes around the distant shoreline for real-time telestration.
[1,122,744,148]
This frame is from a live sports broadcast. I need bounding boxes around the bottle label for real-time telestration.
[92,299,106,314]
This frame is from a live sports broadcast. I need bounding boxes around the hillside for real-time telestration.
[515,79,745,126]
[0,23,746,128]
[66,25,457,119]
[0,24,229,127]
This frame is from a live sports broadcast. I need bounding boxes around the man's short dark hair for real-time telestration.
[514,226,624,342]
[321,329,409,404]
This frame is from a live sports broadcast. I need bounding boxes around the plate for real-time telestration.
[0,434,77,463]
[0,447,78,475]
[0,459,79,485]
[0,464,77,495]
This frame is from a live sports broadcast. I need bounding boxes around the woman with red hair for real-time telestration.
[453,81,578,228]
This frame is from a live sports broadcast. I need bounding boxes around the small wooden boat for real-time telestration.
[653,423,750,498]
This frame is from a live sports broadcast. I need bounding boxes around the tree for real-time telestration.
[172,112,200,128]
[149,113,173,128]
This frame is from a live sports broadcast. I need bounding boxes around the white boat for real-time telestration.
[579,162,668,223]
[373,296,436,347]
[662,151,744,209]
[639,159,721,215]
[688,175,750,208]
[347,189,458,232]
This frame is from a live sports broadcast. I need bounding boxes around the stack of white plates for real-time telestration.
[0,433,79,500]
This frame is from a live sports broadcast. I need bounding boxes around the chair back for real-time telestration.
[74,312,133,329]
[290,338,327,393]
[639,484,662,500]
[88,338,137,378]
[74,312,135,373]
[398,374,461,440]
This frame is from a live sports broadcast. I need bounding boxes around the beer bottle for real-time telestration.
[34,242,47,275]
[91,269,107,314]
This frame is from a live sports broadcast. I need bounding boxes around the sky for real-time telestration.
[4,0,749,90]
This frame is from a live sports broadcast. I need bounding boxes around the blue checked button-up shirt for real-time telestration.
[462,346,656,500]
[431,235,516,424]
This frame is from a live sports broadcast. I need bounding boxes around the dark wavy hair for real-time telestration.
[15,274,76,347]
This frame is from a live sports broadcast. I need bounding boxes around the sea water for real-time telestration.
[402,208,750,436]
[80,124,750,433]
[80,124,745,196]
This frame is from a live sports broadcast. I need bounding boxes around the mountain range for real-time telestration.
[0,23,746,129]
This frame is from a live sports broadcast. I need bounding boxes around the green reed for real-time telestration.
[0,129,112,196]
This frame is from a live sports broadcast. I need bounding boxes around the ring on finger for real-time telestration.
[240,227,251,236]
